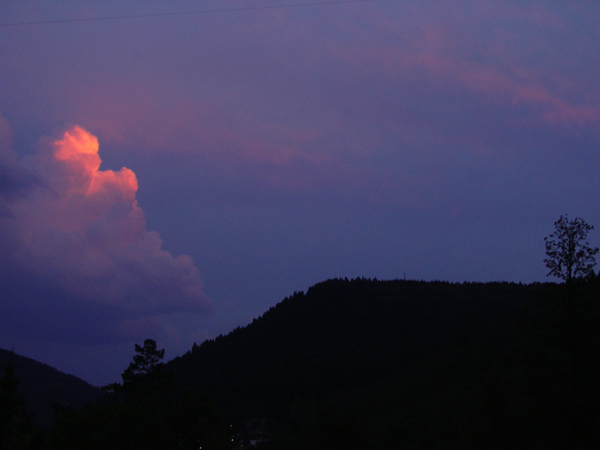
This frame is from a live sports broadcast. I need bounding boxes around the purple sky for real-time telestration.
[0,1,599,386]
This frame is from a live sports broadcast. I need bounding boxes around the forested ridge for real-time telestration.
[169,279,544,419]
[3,276,600,449]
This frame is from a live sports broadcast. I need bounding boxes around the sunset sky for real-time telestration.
[1,1,599,386]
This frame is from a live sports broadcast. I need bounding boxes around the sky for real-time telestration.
[0,0,599,386]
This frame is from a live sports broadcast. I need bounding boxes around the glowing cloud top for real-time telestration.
[0,124,210,344]
[53,125,138,198]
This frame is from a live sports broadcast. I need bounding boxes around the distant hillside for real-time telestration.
[0,348,102,427]
[168,279,546,423]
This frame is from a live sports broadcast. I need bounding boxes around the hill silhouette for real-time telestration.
[0,348,102,428]
[162,277,600,448]
[168,279,545,421]
[12,276,600,449]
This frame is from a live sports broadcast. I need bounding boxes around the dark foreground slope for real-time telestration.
[0,349,102,427]
[38,277,600,449]
[168,279,544,422]
[298,278,600,450]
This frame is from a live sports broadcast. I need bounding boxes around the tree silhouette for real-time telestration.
[544,216,599,444]
[544,215,598,284]
[121,339,165,387]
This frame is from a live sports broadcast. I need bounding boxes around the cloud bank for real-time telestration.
[0,122,210,344]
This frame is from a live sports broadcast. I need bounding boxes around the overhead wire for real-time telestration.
[0,0,383,28]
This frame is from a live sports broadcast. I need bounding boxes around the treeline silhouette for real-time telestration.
[170,279,542,417]
[2,276,600,449]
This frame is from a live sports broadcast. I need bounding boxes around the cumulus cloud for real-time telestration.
[0,123,210,344]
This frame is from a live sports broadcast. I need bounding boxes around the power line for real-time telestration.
[0,0,383,28]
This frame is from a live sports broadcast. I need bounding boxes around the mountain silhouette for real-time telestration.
[16,276,600,449]
[168,278,544,421]
[0,348,102,428]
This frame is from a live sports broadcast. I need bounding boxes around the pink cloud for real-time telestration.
[326,3,599,130]
[456,65,599,127]
[0,123,210,344]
